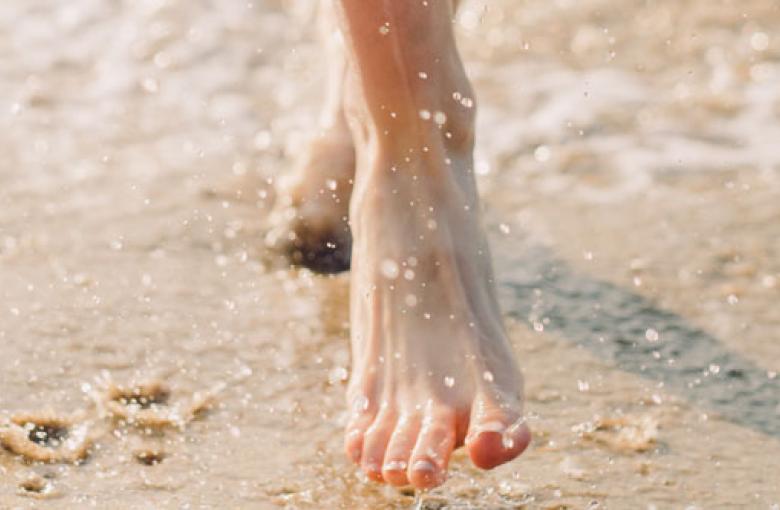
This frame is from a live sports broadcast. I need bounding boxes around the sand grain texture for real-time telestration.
[1,0,779,508]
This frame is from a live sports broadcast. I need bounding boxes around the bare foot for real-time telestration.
[267,132,354,273]
[344,148,531,489]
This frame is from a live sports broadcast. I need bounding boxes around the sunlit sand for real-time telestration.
[1,0,779,507]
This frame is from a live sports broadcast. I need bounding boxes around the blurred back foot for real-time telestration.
[266,132,354,273]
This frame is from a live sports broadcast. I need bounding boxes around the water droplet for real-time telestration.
[534,145,551,162]
[254,130,272,150]
[751,32,770,52]
[380,259,400,279]
[577,379,590,392]
[483,371,494,382]
[418,71,428,80]
[353,395,369,413]
[499,223,511,235]
[403,269,415,280]
[329,366,349,384]
[433,111,447,126]
[325,179,338,191]
[443,376,455,388]
[378,23,390,35]
[645,328,659,342]
[405,294,418,307]
[501,434,515,449]
[141,77,158,93]
[418,109,431,120]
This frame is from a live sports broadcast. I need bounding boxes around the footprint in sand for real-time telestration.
[0,411,94,464]
[1,376,222,472]
[93,379,219,431]
[1,374,228,500]
[16,472,60,500]
[133,443,166,466]
[574,414,660,453]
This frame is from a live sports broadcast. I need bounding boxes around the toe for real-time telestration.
[466,397,531,470]
[381,414,420,487]
[408,407,456,489]
[344,407,376,465]
[360,409,397,482]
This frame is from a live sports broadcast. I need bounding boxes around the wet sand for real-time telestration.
[1,0,779,508]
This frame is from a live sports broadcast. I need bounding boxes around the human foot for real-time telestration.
[266,0,355,273]
[267,132,354,273]
[344,148,531,489]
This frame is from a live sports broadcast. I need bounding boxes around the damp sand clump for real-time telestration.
[16,472,60,500]
[0,411,93,464]
[96,379,220,430]
[575,414,659,453]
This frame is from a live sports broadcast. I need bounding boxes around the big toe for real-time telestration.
[466,401,531,470]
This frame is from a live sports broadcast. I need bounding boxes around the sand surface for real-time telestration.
[1,0,779,508]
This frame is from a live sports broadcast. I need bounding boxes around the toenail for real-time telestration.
[466,420,505,443]
[476,420,506,433]
[383,460,407,472]
[411,460,437,473]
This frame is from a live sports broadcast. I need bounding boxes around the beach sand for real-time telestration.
[1,0,779,507]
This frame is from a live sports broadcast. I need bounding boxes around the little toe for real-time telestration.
[360,410,397,482]
[381,414,420,487]
[408,408,456,489]
[345,410,376,465]
[466,399,531,470]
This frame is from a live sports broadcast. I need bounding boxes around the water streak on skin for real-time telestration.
[495,240,780,439]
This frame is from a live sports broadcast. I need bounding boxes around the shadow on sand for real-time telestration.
[496,241,780,439]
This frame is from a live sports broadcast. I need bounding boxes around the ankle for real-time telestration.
[344,64,478,157]
[372,95,477,158]
[309,126,355,153]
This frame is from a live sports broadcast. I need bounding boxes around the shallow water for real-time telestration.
[1,0,779,508]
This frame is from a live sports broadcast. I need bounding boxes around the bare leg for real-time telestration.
[269,0,354,273]
[335,0,530,489]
